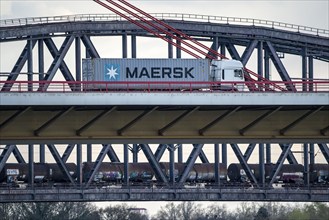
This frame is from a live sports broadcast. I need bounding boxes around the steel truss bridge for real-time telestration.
[0,13,329,202]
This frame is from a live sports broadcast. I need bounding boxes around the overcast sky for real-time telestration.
[1,0,328,30]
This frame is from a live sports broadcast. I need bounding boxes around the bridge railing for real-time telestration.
[1,13,328,37]
[1,81,328,93]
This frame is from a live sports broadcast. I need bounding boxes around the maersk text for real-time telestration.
[126,67,195,79]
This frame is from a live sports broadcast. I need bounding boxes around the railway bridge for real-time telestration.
[0,11,329,202]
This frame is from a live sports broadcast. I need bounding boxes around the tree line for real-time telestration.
[0,201,328,220]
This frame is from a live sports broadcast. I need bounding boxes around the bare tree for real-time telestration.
[0,202,101,220]
[100,204,149,220]
[151,202,180,220]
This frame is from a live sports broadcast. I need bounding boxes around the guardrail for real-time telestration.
[1,81,328,93]
[1,13,328,37]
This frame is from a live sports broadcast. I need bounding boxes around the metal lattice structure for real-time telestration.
[0,1,329,203]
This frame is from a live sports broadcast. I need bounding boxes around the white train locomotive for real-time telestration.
[82,58,245,91]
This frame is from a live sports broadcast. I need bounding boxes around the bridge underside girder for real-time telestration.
[0,188,328,202]
[1,105,328,143]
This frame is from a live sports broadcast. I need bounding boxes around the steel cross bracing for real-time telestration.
[0,143,329,202]
[0,17,328,91]
[93,0,291,91]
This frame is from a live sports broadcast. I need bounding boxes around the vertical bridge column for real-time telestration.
[122,32,127,58]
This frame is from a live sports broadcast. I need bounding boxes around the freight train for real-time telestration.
[82,58,245,91]
[1,162,328,188]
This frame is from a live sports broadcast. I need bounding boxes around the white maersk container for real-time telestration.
[82,58,244,90]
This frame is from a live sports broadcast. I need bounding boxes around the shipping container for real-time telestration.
[82,58,231,90]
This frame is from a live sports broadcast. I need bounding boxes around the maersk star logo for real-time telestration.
[104,64,120,81]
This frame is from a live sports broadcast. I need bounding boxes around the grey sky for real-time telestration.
[1,0,328,30]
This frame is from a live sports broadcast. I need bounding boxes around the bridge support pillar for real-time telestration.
[309,144,314,165]
[304,144,310,186]
[264,48,270,80]
[77,144,82,185]
[214,144,220,185]
[87,144,92,162]
[177,144,183,163]
[39,144,45,163]
[309,56,314,91]
[176,34,181,58]
[28,38,33,91]
[220,43,226,56]
[124,144,129,186]
[168,36,173,58]
[266,144,271,164]
[122,32,127,58]
[258,41,264,86]
[222,144,227,169]
[169,144,175,185]
[28,144,34,187]
[38,39,44,80]
[132,144,139,163]
[75,36,81,91]
[131,35,137,58]
[259,143,265,187]
[302,47,308,91]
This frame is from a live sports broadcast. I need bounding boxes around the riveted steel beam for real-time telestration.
[47,144,75,185]
[168,144,175,184]
[123,144,129,185]
[132,144,139,163]
[0,107,31,131]
[279,144,298,164]
[131,35,137,58]
[0,145,26,169]
[39,36,75,91]
[230,144,259,186]
[154,144,167,161]
[178,144,204,184]
[139,144,168,184]
[61,144,75,163]
[104,144,120,162]
[76,106,117,136]
[0,145,15,172]
[85,144,111,188]
[280,107,324,135]
[159,107,199,136]
[226,42,241,60]
[240,107,282,135]
[28,144,34,186]
[1,40,37,91]
[266,41,295,91]
[243,143,256,162]
[259,143,265,187]
[241,39,259,65]
[177,144,183,163]
[12,145,26,164]
[214,143,220,184]
[317,143,329,163]
[320,125,329,136]
[198,149,209,163]
[43,37,75,82]
[269,144,293,185]
[34,107,74,136]
[81,35,100,58]
[118,106,158,136]
[207,36,219,59]
[199,107,240,135]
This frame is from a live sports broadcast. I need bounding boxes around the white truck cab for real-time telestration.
[210,59,245,91]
